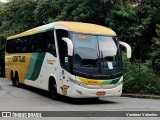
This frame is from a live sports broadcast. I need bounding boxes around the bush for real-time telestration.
[122,53,160,95]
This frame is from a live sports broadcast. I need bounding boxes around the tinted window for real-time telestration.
[6,30,56,56]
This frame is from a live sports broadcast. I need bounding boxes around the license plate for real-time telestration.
[96,91,106,96]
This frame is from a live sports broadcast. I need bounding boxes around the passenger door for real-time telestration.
[56,29,71,95]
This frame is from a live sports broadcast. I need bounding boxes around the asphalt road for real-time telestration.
[0,78,160,120]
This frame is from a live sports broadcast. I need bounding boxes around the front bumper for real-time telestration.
[66,83,123,98]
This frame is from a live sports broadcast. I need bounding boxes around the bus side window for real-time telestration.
[6,30,57,54]
[29,35,42,52]
[35,34,42,52]
[22,39,27,52]
[6,40,13,53]
[23,35,33,52]
[44,30,56,57]
[15,38,21,53]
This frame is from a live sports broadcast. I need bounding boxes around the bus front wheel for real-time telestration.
[49,78,58,100]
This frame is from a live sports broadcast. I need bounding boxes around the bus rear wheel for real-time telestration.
[49,79,58,100]
[14,73,21,88]
[11,77,16,87]
[11,71,16,86]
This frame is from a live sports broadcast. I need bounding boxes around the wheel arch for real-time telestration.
[48,75,57,91]
[14,70,19,81]
[10,70,14,80]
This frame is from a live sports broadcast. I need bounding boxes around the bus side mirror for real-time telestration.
[62,37,73,56]
[120,41,131,58]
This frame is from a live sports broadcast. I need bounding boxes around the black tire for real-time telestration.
[11,76,16,87]
[49,79,58,100]
[14,73,21,88]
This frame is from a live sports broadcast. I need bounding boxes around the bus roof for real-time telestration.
[7,21,116,40]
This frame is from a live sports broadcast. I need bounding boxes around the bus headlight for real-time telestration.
[116,79,123,86]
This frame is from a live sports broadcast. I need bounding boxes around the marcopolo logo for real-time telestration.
[12,56,26,62]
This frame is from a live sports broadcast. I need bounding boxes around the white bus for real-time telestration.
[5,21,131,99]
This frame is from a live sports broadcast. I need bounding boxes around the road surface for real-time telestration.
[0,78,159,120]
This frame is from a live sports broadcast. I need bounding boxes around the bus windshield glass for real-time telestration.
[70,33,122,79]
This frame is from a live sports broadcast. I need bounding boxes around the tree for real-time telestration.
[0,0,37,36]
[150,24,160,74]
[106,0,160,60]
[52,0,121,25]
[34,0,65,25]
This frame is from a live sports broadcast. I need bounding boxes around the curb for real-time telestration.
[122,94,160,99]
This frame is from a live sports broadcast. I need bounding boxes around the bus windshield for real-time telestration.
[70,33,122,79]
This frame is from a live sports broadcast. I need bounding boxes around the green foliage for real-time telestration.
[123,53,160,95]
[0,0,37,35]
[53,0,119,25]
[106,1,160,60]
[34,0,65,25]
[149,24,160,74]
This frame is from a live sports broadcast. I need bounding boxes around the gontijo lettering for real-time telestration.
[12,56,26,62]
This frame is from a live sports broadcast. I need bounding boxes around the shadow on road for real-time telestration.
[12,84,118,105]
[59,97,117,105]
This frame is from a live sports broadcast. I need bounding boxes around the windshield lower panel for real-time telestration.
[70,33,122,79]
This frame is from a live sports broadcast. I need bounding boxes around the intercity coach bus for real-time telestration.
[5,21,131,99]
